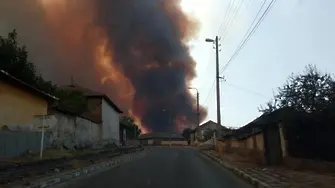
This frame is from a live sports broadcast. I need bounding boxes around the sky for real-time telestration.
[181,0,335,128]
[1,0,334,130]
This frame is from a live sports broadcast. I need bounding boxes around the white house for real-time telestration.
[194,120,230,140]
[61,85,123,145]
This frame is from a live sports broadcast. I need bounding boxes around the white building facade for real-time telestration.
[101,98,120,144]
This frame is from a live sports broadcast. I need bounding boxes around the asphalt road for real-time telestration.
[60,147,252,188]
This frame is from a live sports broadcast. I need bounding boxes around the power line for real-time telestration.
[203,91,216,109]
[220,0,277,74]
[217,0,235,36]
[219,0,246,42]
[224,82,269,99]
[202,79,216,107]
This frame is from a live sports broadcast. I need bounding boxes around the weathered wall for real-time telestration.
[83,97,102,124]
[0,131,48,158]
[33,112,101,149]
[202,121,218,130]
[231,138,240,148]
[101,99,120,144]
[246,136,254,149]
[218,132,265,164]
[0,81,48,130]
[161,140,188,146]
[75,116,100,148]
[256,133,264,150]
[227,133,264,151]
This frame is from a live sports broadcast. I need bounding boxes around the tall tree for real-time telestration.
[0,30,37,86]
[0,30,87,112]
[120,115,141,138]
[54,89,87,114]
[259,65,335,114]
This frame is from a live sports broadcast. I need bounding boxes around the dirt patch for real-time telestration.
[205,149,335,188]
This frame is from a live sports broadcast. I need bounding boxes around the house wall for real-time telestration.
[0,81,48,129]
[246,137,254,149]
[84,98,102,124]
[33,112,101,149]
[203,121,218,130]
[231,138,240,148]
[263,125,283,165]
[101,99,120,145]
[75,117,100,148]
[256,133,264,150]
[0,131,48,158]
[218,132,265,164]
[161,140,188,146]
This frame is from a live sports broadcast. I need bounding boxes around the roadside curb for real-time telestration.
[200,150,270,188]
[18,149,145,188]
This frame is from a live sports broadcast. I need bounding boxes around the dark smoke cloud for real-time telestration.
[93,0,206,132]
[0,0,207,132]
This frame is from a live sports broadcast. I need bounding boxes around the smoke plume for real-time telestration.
[0,0,207,133]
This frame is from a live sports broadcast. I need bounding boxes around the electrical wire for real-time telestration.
[219,0,246,42]
[202,79,216,107]
[220,0,277,74]
[224,82,269,99]
[217,0,236,36]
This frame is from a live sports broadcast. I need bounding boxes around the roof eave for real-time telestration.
[0,70,59,101]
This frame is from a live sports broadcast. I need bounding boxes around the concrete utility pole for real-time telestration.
[188,87,200,129]
[206,36,222,139]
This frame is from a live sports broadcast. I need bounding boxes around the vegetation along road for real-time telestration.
[56,147,252,188]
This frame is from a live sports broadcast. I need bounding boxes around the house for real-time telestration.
[190,120,230,142]
[138,132,187,146]
[219,107,299,165]
[0,70,58,130]
[60,84,123,145]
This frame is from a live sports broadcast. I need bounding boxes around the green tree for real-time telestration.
[0,30,87,113]
[0,30,38,87]
[54,89,87,114]
[258,100,278,114]
[259,65,335,113]
[120,115,141,138]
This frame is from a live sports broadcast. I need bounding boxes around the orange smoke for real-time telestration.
[38,0,148,131]
[33,0,207,133]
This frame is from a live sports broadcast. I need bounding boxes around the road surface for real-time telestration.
[59,147,252,188]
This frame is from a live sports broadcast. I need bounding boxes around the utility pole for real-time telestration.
[206,36,222,139]
[215,36,221,138]
[188,87,200,129]
[196,91,200,130]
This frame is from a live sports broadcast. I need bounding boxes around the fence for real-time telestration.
[0,131,49,158]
